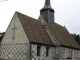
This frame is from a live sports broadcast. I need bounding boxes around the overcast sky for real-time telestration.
[0,0,80,34]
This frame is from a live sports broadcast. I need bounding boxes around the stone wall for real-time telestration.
[31,44,55,60]
[0,43,80,60]
[1,12,29,44]
[31,44,80,60]
[0,12,30,60]
[1,43,30,60]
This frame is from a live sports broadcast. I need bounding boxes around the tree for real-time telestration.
[0,32,5,43]
[71,33,80,45]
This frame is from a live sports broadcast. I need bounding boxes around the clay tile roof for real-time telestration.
[16,12,55,46]
[40,16,80,49]
[47,22,80,49]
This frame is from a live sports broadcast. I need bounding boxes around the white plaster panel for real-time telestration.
[1,13,29,44]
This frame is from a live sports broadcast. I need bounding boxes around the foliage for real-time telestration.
[0,32,5,43]
[71,33,80,45]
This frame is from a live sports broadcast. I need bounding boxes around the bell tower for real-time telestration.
[40,0,55,24]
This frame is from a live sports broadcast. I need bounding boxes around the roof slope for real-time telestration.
[48,23,80,49]
[15,12,80,49]
[16,12,54,46]
[41,16,80,49]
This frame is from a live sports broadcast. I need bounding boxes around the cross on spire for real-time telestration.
[41,0,53,10]
[45,0,51,7]
[12,25,17,40]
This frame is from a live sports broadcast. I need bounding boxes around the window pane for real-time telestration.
[37,46,41,56]
[46,47,49,56]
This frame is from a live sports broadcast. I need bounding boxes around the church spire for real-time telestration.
[40,0,55,24]
[42,0,53,10]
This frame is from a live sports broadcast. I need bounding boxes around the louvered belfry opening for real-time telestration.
[40,0,55,24]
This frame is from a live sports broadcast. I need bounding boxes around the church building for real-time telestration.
[0,0,80,60]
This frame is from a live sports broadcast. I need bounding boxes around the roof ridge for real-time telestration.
[15,11,37,21]
[55,22,65,28]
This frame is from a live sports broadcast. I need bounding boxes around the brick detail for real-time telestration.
[1,43,29,60]
[31,44,55,60]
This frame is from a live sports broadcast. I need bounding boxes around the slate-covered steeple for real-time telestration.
[40,0,54,24]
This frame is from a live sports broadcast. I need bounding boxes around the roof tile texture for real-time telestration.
[17,12,54,46]
[16,12,80,49]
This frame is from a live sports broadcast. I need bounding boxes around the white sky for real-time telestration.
[0,0,80,34]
